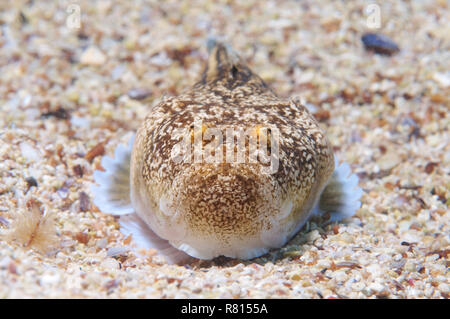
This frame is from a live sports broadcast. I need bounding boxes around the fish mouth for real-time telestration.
[150,163,294,260]
[172,241,271,260]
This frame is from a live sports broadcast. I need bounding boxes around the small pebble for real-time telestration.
[8,261,18,275]
[128,88,152,100]
[25,177,38,189]
[20,142,41,162]
[80,46,107,65]
[74,232,90,245]
[432,72,450,87]
[377,151,401,171]
[361,33,400,55]
[57,187,69,199]
[107,246,130,257]
[70,116,90,129]
[100,258,120,270]
[104,279,119,290]
[96,238,108,249]
[84,142,105,162]
[368,282,386,294]
[40,273,60,285]
[79,191,90,212]
[72,164,84,177]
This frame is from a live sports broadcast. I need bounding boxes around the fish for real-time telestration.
[91,39,363,264]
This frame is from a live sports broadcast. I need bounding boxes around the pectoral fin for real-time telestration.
[119,213,193,264]
[90,134,192,264]
[313,156,363,222]
[90,134,135,215]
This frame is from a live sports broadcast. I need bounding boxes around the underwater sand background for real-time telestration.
[0,0,448,298]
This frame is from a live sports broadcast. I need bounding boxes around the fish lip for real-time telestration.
[171,239,271,260]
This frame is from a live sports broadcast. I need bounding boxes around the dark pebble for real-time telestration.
[361,33,400,55]
[41,107,70,120]
[77,32,89,40]
[19,11,28,25]
[25,177,38,193]
[72,164,84,177]
[79,191,90,212]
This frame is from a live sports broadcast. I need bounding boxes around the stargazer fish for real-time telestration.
[91,39,363,264]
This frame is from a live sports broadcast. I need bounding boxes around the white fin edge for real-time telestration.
[313,155,363,222]
[90,134,135,215]
[119,213,193,265]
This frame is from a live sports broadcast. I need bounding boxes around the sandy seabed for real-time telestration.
[0,0,448,298]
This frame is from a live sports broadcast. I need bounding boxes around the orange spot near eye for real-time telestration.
[249,125,262,139]
[190,124,208,144]
[253,125,271,150]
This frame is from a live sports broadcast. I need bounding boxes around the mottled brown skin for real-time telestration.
[130,42,335,259]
